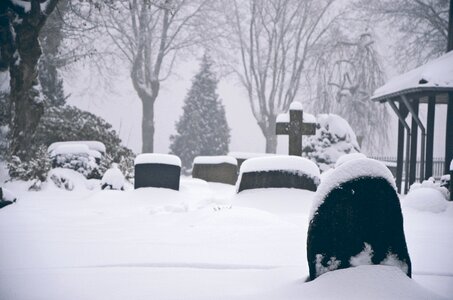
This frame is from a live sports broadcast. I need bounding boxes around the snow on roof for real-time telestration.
[335,153,367,168]
[310,158,396,220]
[48,141,106,154]
[372,51,453,101]
[239,155,320,178]
[289,101,303,110]
[134,153,181,167]
[193,156,237,166]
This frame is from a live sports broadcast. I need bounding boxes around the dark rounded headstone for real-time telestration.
[192,156,238,185]
[307,158,411,281]
[134,154,181,191]
[236,156,320,193]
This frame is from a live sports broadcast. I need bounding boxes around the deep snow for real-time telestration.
[0,177,452,299]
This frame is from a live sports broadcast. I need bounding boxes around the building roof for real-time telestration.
[371,51,453,103]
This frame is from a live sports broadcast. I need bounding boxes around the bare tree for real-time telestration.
[311,30,391,151]
[100,0,208,153]
[0,0,59,161]
[356,0,449,69]
[221,0,342,153]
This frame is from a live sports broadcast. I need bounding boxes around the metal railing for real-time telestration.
[369,156,445,181]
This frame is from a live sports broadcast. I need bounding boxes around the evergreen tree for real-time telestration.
[170,54,230,173]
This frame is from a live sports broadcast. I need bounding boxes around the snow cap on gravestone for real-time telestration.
[289,101,303,110]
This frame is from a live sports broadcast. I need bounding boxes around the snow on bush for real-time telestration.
[303,114,360,172]
[403,179,449,213]
[48,168,98,191]
[7,145,51,190]
[101,164,125,190]
[49,143,103,179]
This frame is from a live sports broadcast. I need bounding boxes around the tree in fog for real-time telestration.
[169,54,230,173]
[221,0,342,153]
[100,0,208,153]
[311,31,391,151]
[356,0,450,69]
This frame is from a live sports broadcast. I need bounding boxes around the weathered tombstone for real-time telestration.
[229,152,276,170]
[276,101,316,156]
[237,156,320,193]
[307,158,411,281]
[134,154,181,190]
[192,156,238,185]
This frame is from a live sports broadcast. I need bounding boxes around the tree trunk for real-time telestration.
[141,97,155,153]
[9,23,44,161]
[262,117,277,154]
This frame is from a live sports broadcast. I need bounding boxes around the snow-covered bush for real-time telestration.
[33,105,135,168]
[50,144,101,179]
[303,114,360,172]
[7,145,51,190]
[101,163,125,190]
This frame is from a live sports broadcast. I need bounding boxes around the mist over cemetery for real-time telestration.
[1,0,453,299]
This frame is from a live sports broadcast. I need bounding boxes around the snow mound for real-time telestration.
[239,156,320,178]
[310,158,396,220]
[335,153,367,168]
[101,164,125,190]
[135,153,181,167]
[193,156,237,165]
[302,265,443,300]
[409,178,449,200]
[289,101,303,110]
[403,188,448,213]
[47,168,97,191]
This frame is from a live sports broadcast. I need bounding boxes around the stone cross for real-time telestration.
[276,103,316,156]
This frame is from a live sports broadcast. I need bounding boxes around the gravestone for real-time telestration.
[307,158,411,281]
[134,154,181,190]
[192,156,238,185]
[276,102,316,156]
[237,156,320,193]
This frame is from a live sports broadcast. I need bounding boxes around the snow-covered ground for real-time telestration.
[0,177,452,299]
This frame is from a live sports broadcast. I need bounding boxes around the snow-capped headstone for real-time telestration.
[307,158,411,281]
[0,187,17,209]
[101,163,126,191]
[192,156,238,185]
[276,102,316,156]
[134,154,181,190]
[237,156,320,193]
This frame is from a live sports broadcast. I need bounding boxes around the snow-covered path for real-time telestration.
[0,179,452,299]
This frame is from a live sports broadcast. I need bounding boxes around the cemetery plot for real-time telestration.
[192,156,238,185]
[134,153,181,190]
[237,156,320,193]
[307,158,411,281]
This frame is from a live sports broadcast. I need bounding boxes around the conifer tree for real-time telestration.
[170,54,230,173]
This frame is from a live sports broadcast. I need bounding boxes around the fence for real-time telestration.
[370,156,445,181]
[369,156,446,181]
